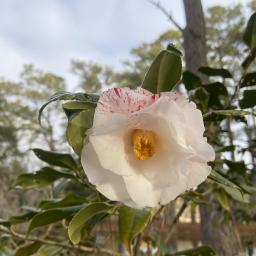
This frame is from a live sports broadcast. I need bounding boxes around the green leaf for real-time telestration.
[28,205,83,232]
[38,193,87,210]
[66,109,95,155]
[62,101,96,120]
[209,170,248,203]
[142,51,165,93]
[14,242,42,256]
[243,12,256,49]
[39,91,99,124]
[239,90,256,108]
[199,66,232,78]
[14,167,75,189]
[222,186,250,204]
[193,87,209,112]
[241,72,256,88]
[216,190,230,211]
[119,205,152,251]
[142,45,182,93]
[33,148,78,171]
[68,202,114,245]
[9,209,40,225]
[203,110,256,122]
[167,245,216,255]
[182,71,201,91]
[157,50,182,93]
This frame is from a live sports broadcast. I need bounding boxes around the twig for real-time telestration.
[0,226,120,255]
[164,201,188,243]
[148,0,184,32]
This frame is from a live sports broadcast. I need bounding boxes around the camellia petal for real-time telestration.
[81,87,215,208]
[81,142,131,202]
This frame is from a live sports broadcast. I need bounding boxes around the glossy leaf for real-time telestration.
[243,12,256,49]
[62,101,96,120]
[157,50,182,93]
[38,193,87,210]
[66,109,95,155]
[14,167,75,189]
[39,91,99,124]
[199,66,232,78]
[119,205,152,251]
[167,245,216,255]
[141,50,165,93]
[33,148,78,171]
[182,71,201,91]
[68,202,114,245]
[209,170,246,203]
[14,242,42,256]
[239,90,256,108]
[142,44,182,93]
[28,205,83,232]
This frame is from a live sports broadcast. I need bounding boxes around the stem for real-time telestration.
[0,226,120,255]
[164,201,188,243]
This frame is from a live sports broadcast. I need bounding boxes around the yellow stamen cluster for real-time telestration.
[132,129,156,160]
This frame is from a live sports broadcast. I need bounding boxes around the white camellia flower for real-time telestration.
[81,87,215,208]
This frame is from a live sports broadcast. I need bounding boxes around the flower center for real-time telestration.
[132,129,156,160]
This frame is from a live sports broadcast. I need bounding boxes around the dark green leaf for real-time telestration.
[14,167,75,189]
[9,209,39,225]
[62,101,96,120]
[68,202,114,245]
[239,90,256,108]
[204,110,256,122]
[33,148,78,171]
[182,71,201,91]
[119,205,152,251]
[39,91,99,124]
[243,12,256,49]
[242,49,256,70]
[241,72,256,88]
[29,205,83,232]
[66,109,95,155]
[167,245,216,255]
[193,87,209,112]
[15,242,42,256]
[199,66,232,78]
[38,193,87,210]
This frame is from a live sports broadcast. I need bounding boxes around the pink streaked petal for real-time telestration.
[96,87,159,114]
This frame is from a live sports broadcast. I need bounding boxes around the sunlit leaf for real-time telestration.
[119,205,152,252]
[68,202,114,245]
[142,44,182,93]
[29,205,83,232]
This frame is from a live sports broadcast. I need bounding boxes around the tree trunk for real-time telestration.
[182,1,243,255]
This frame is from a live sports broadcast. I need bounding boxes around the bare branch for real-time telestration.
[148,0,184,32]
[0,226,120,256]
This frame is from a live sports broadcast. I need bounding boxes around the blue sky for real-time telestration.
[0,0,249,86]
